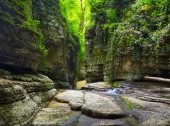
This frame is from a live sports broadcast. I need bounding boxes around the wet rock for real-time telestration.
[56,90,126,118]
[32,100,136,126]
[32,101,71,126]
[138,96,170,104]
[151,88,170,93]
[121,96,170,126]
[55,90,84,110]
[77,114,131,126]
[82,92,126,118]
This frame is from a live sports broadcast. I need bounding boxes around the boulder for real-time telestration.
[32,100,71,126]
[121,96,170,126]
[82,92,126,118]
[32,96,136,126]
[0,70,57,125]
[55,90,84,110]
[56,90,126,118]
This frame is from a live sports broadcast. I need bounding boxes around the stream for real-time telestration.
[30,81,170,126]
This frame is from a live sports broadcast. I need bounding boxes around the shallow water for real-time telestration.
[105,88,123,95]
[100,81,170,97]
[55,81,170,126]
[60,111,137,126]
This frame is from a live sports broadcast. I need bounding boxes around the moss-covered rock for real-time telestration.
[0,79,26,104]
[32,0,78,88]
[121,95,170,126]
[0,0,46,70]
[0,69,57,126]
[85,0,170,82]
[0,0,78,125]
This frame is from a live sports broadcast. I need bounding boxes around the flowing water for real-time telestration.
[99,81,170,98]
[73,80,170,126]
[31,81,170,126]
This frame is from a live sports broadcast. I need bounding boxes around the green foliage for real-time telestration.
[88,0,170,49]
[14,0,48,56]
[59,0,92,60]
[13,0,39,32]
[105,0,170,62]
[88,0,170,81]
[59,0,121,60]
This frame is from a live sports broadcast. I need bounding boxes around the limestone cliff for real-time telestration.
[0,0,78,88]
[0,0,44,70]
[0,70,56,125]
[33,0,78,88]
[0,0,78,125]
[86,0,170,82]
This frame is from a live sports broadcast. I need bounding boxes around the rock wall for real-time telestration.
[0,69,56,125]
[86,0,170,82]
[0,0,78,125]
[33,0,78,88]
[0,0,44,70]
[86,26,106,82]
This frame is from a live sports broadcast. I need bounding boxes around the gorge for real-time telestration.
[0,0,170,126]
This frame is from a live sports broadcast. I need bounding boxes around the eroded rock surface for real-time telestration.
[55,90,125,118]
[32,100,136,126]
[82,82,111,90]
[32,101,71,126]
[55,90,84,110]
[33,0,78,88]
[121,95,170,126]
[0,70,57,126]
[54,82,170,126]
[82,92,125,118]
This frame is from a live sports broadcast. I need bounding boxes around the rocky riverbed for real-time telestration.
[30,81,170,126]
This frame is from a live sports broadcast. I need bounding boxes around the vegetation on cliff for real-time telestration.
[59,0,169,57]
[59,0,91,60]
[0,0,47,57]
[18,0,47,57]
[58,0,170,81]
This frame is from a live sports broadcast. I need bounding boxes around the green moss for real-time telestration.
[111,0,170,56]
[121,96,144,110]
[0,0,48,57]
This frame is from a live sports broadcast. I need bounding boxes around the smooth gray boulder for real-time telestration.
[55,90,126,118]
[82,92,126,118]
[55,90,84,110]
